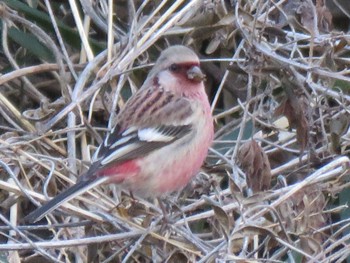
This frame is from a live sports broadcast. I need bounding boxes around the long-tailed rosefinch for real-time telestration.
[25,45,214,223]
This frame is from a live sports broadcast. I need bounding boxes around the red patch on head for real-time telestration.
[170,62,203,84]
[97,160,140,183]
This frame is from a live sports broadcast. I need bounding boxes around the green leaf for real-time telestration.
[334,79,350,94]
[2,0,105,53]
[0,22,54,61]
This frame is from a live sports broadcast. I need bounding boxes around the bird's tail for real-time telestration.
[24,176,108,223]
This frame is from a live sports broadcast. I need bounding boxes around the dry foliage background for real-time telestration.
[0,0,350,262]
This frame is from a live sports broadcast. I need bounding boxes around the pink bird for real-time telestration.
[25,45,214,223]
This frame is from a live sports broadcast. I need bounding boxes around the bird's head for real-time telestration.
[145,45,206,96]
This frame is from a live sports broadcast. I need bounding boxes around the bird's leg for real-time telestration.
[157,197,172,224]
[129,191,135,200]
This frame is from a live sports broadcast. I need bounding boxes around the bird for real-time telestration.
[24,45,214,223]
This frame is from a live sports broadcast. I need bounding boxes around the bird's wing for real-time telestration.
[92,87,195,169]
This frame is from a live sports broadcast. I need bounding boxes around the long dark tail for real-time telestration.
[24,176,108,223]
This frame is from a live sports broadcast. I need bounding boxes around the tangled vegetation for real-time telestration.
[0,0,350,262]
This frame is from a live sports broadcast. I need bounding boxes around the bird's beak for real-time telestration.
[187,66,206,82]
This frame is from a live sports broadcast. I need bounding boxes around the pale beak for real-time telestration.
[187,66,206,82]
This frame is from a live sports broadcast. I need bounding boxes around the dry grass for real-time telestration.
[0,0,350,262]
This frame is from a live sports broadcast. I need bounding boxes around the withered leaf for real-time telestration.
[334,38,348,54]
[232,225,276,239]
[300,235,322,255]
[296,1,317,35]
[262,26,287,42]
[330,113,350,154]
[229,176,241,194]
[237,139,272,193]
[204,196,231,236]
[216,13,235,26]
[278,185,327,243]
[206,34,223,54]
[212,204,230,236]
[190,24,226,41]
[166,251,190,263]
[316,0,333,32]
[275,88,310,154]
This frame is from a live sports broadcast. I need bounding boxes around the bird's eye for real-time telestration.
[169,63,180,72]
